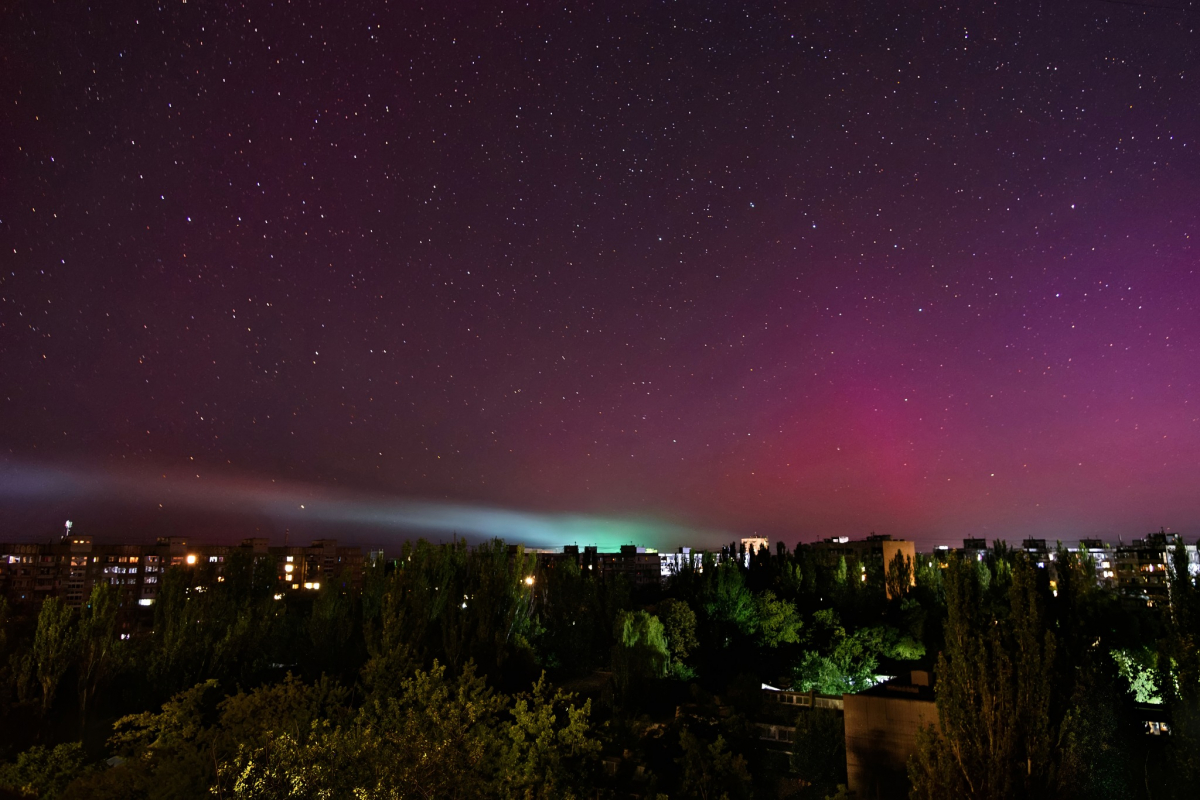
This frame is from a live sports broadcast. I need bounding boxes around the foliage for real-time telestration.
[1160,536,1200,798]
[362,539,537,696]
[1056,656,1137,800]
[32,597,78,714]
[148,551,282,695]
[612,610,670,697]
[0,742,90,800]
[212,662,602,799]
[0,535,1186,800]
[676,728,751,800]
[496,673,602,800]
[752,591,803,648]
[885,549,913,600]
[702,561,756,646]
[659,598,699,678]
[789,709,846,800]
[909,554,1057,800]
[791,610,885,695]
[77,581,120,727]
[1112,647,1159,704]
[538,560,600,677]
[306,573,354,669]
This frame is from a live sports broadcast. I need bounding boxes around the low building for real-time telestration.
[842,671,937,800]
[1077,538,1116,589]
[659,546,700,579]
[804,533,916,595]
[757,687,845,752]
[741,537,769,556]
[535,544,662,588]
[1114,532,1176,605]
[0,526,365,610]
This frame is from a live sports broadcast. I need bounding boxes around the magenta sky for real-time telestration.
[2,2,1198,548]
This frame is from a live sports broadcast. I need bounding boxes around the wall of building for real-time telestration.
[843,684,937,800]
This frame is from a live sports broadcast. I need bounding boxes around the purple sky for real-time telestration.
[2,1,1198,548]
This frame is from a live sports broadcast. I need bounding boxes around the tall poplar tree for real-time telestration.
[32,597,78,714]
[909,554,1057,800]
[77,581,119,727]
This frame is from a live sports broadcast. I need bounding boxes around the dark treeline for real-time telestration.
[0,537,1196,799]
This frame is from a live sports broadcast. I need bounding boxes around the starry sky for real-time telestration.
[2,0,1199,549]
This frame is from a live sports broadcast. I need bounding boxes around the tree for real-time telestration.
[611,611,669,698]
[103,679,225,799]
[0,596,9,658]
[148,553,283,696]
[703,561,756,646]
[496,673,601,800]
[32,597,78,714]
[1160,535,1200,798]
[676,728,751,800]
[0,742,91,800]
[77,581,119,727]
[909,555,1058,800]
[539,560,600,677]
[307,572,354,672]
[789,709,846,800]
[1056,656,1137,800]
[69,674,352,800]
[753,590,803,648]
[791,610,886,695]
[886,549,914,600]
[659,598,699,678]
[362,539,538,693]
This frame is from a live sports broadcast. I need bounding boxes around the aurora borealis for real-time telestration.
[2,1,1198,547]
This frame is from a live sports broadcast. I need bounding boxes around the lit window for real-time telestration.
[138,598,154,607]
[186,554,197,565]
[284,563,294,572]
[286,556,294,563]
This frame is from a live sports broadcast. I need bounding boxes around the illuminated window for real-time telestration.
[186,554,197,565]
[138,598,154,606]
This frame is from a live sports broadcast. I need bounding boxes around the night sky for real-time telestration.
[2,1,1199,549]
